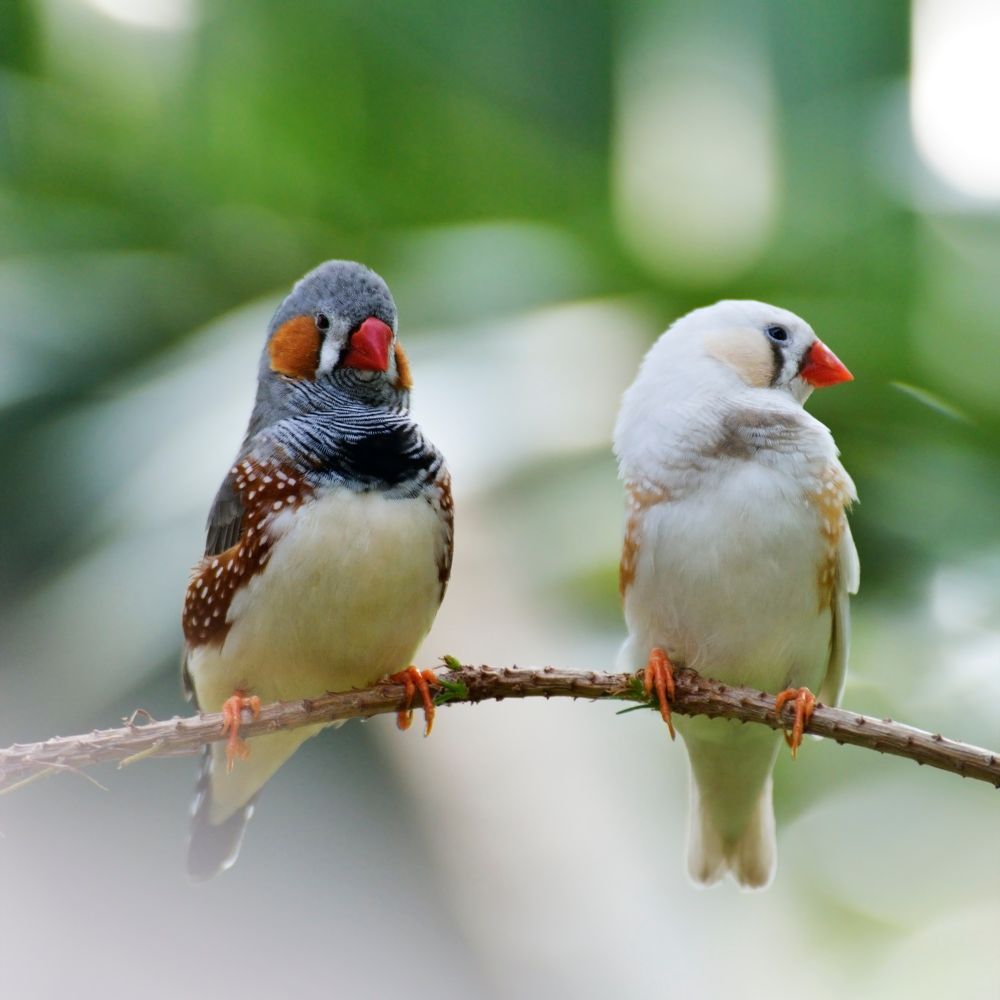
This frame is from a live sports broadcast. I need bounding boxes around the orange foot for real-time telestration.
[774,686,816,759]
[644,647,676,740]
[220,691,262,773]
[388,667,441,736]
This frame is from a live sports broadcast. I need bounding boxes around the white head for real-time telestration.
[614,300,853,477]
[636,299,852,404]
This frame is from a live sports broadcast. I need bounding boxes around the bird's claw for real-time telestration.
[774,686,816,758]
[388,667,441,736]
[644,647,676,740]
[221,691,262,772]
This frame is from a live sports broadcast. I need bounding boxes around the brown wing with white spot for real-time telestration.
[431,471,454,603]
[182,459,314,649]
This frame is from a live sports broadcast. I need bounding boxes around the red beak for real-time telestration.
[340,317,393,372]
[800,340,853,388]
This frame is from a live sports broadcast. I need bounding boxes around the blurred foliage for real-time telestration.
[1,1,999,997]
[2,0,996,604]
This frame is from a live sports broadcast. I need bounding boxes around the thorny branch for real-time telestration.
[0,663,998,793]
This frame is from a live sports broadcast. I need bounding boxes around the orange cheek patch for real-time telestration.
[393,342,413,391]
[268,315,321,379]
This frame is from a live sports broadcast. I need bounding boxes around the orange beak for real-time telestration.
[800,340,853,388]
[340,317,393,372]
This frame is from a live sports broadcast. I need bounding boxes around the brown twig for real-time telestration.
[0,665,997,793]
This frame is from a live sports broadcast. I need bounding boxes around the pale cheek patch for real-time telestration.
[269,315,321,379]
[705,328,774,388]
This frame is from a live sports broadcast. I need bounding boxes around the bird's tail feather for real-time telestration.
[186,724,330,881]
[687,773,776,890]
[187,746,256,881]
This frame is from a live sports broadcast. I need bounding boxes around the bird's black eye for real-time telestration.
[315,313,331,332]
[766,324,788,343]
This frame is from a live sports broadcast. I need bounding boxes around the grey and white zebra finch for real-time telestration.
[614,300,856,890]
[182,260,453,880]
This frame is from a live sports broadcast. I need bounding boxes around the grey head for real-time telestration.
[247,260,413,436]
[202,260,431,554]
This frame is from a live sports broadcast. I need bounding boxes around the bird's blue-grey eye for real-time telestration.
[315,312,331,333]
[765,324,788,343]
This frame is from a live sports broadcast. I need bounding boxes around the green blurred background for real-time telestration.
[2,0,999,997]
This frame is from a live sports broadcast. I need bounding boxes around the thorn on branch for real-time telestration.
[123,708,157,727]
[0,665,998,793]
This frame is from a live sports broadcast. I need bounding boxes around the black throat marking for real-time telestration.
[767,338,786,387]
[334,422,440,488]
[260,381,443,496]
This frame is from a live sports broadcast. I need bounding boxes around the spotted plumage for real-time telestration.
[614,299,857,889]
[807,463,855,611]
[182,260,452,880]
[431,472,454,596]
[182,460,312,647]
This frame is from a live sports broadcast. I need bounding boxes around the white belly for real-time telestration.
[622,460,830,694]
[187,487,444,712]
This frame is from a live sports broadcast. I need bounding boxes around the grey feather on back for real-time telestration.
[204,473,244,557]
[181,653,195,702]
[706,409,806,460]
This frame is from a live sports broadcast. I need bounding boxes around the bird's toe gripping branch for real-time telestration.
[644,647,677,740]
[774,686,816,758]
[388,667,441,736]
[220,691,262,772]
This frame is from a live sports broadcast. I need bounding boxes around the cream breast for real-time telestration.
[188,487,444,711]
